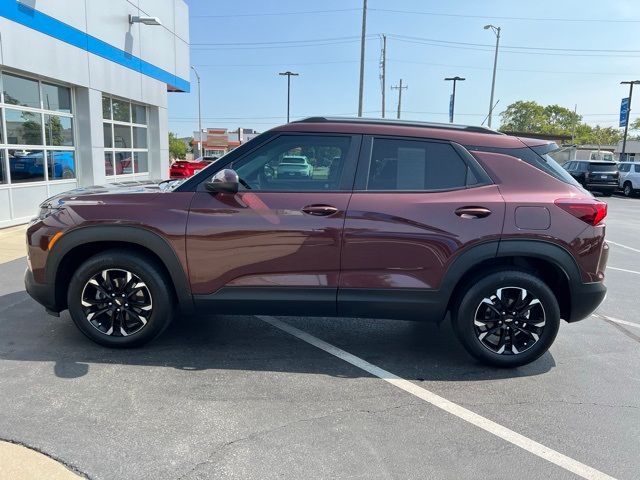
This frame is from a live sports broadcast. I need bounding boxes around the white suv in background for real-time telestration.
[618,162,640,197]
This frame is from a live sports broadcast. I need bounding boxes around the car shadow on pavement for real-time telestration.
[0,290,555,383]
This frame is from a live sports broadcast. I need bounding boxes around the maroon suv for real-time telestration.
[25,118,608,367]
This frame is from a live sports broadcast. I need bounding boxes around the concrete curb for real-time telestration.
[0,440,86,479]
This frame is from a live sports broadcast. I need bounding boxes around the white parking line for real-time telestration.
[257,315,617,480]
[607,240,640,254]
[594,313,640,330]
[607,266,640,275]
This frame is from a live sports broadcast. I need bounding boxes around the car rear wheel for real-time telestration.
[67,250,174,348]
[452,270,560,368]
[623,182,633,197]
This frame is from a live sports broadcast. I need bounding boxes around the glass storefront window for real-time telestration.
[132,103,147,124]
[105,152,114,176]
[8,149,45,183]
[42,83,72,113]
[5,109,43,145]
[133,126,147,149]
[134,152,148,173]
[47,151,75,179]
[112,99,130,122]
[0,150,6,184]
[113,124,131,149]
[115,152,133,175]
[102,96,111,119]
[45,115,73,146]
[103,123,113,148]
[2,73,40,108]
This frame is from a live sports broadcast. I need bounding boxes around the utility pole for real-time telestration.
[444,76,465,123]
[380,34,386,118]
[190,66,202,158]
[484,24,501,128]
[279,71,299,123]
[572,104,577,144]
[391,79,407,119]
[358,0,367,117]
[620,80,640,160]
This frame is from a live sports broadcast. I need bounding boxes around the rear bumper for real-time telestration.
[567,281,607,323]
[585,183,617,191]
[24,268,59,313]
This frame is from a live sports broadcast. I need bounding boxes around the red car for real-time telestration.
[169,156,218,179]
[25,117,608,367]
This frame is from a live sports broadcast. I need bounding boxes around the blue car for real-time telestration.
[9,151,75,181]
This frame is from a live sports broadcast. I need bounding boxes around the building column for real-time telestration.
[75,87,106,186]
[148,106,169,180]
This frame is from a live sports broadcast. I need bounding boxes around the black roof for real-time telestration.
[294,116,503,135]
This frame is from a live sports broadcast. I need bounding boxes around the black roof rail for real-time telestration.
[293,116,504,135]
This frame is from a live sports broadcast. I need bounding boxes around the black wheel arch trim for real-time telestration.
[46,225,193,310]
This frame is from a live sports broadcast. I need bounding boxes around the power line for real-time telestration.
[191,35,366,46]
[190,8,360,19]
[370,8,640,24]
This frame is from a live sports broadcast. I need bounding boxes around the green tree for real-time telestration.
[499,100,546,132]
[169,132,187,160]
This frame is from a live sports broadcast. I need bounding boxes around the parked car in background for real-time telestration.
[276,155,314,178]
[25,118,609,367]
[170,156,218,179]
[9,150,75,181]
[618,161,640,197]
[563,160,619,196]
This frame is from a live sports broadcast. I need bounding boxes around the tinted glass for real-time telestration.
[635,165,640,173]
[105,152,114,176]
[0,150,5,184]
[47,151,75,179]
[41,83,72,113]
[44,115,73,146]
[5,109,43,145]
[132,103,146,124]
[0,109,3,143]
[111,99,130,122]
[2,73,40,108]
[367,139,467,191]
[134,151,148,173]
[588,163,617,172]
[102,96,111,119]
[113,124,131,148]
[8,149,45,183]
[133,126,147,149]
[231,135,352,191]
[103,123,113,148]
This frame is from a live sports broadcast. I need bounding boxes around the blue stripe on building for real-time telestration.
[0,1,190,92]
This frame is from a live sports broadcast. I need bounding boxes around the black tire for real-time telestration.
[623,182,633,197]
[67,250,174,348]
[451,270,560,368]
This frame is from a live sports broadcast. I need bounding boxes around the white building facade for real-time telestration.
[0,0,190,227]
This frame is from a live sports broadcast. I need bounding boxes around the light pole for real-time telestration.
[279,71,299,123]
[190,66,202,159]
[444,76,465,123]
[484,24,501,128]
[620,80,640,160]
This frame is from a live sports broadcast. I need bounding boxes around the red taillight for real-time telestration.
[555,198,607,226]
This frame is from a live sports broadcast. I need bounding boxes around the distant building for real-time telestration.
[193,128,260,157]
[615,140,640,162]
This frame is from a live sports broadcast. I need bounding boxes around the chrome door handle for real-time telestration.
[302,204,339,216]
[455,206,492,219]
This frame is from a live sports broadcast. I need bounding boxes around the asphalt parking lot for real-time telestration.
[0,195,639,480]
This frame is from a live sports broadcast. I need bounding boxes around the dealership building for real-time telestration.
[0,0,190,227]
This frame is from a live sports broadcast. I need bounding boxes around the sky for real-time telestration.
[168,0,640,137]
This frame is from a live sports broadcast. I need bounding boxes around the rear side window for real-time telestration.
[618,163,629,172]
[366,138,469,191]
[635,165,640,173]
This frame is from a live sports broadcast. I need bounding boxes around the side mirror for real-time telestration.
[204,169,239,194]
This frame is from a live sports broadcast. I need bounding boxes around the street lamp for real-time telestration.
[191,66,202,159]
[484,24,501,129]
[129,15,162,26]
[444,76,465,123]
[279,71,299,123]
[620,80,640,160]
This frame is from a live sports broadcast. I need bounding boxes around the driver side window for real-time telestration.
[230,135,352,191]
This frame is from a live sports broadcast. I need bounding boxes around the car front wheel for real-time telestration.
[452,270,560,367]
[623,182,633,197]
[67,250,174,348]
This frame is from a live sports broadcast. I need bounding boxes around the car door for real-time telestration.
[633,164,640,188]
[186,133,361,315]
[338,136,505,320]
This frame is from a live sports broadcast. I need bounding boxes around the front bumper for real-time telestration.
[24,268,58,313]
[567,280,607,323]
